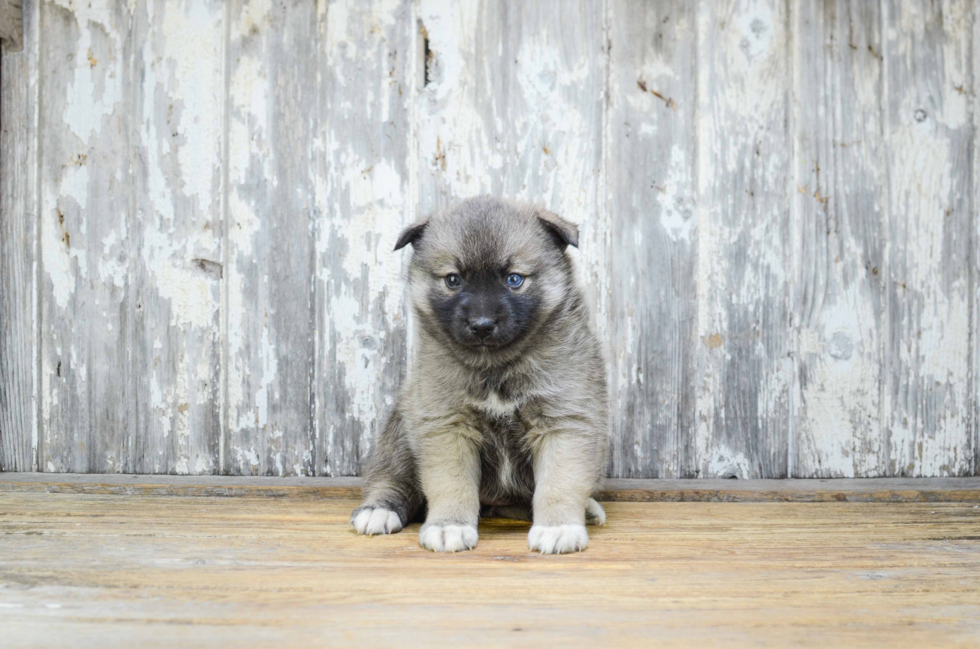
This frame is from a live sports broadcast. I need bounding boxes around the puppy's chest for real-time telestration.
[468,390,536,504]
[472,390,524,420]
[465,378,536,432]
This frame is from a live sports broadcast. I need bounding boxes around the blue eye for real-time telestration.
[506,273,524,288]
[445,274,462,288]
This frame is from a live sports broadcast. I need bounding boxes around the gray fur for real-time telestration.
[351,196,609,554]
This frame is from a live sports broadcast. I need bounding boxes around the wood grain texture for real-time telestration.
[314,0,413,477]
[2,472,979,503]
[882,0,974,476]
[132,0,225,475]
[605,1,697,478]
[37,0,136,472]
[416,0,603,216]
[974,2,980,478]
[696,0,793,478]
[1,0,978,478]
[36,0,224,474]
[224,0,318,476]
[0,0,36,472]
[1,492,979,647]
[792,1,886,477]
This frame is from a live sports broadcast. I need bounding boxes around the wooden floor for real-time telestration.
[1,483,979,647]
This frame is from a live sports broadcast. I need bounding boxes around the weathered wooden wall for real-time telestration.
[0,0,977,478]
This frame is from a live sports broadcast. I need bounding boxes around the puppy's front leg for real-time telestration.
[529,428,601,554]
[417,426,481,552]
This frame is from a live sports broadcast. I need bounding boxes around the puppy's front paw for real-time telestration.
[351,505,404,536]
[528,524,588,554]
[419,522,478,552]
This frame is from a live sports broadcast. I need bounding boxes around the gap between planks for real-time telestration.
[0,473,977,503]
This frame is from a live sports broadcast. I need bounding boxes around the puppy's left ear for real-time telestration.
[393,219,428,251]
[537,210,579,249]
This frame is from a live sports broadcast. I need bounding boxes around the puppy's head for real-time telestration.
[395,196,578,363]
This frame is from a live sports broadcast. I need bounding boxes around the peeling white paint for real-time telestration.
[656,145,695,242]
[13,0,977,480]
[57,6,121,141]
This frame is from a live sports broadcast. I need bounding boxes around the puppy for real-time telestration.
[350,196,608,554]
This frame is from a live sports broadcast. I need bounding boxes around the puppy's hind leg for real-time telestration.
[351,408,423,536]
[481,504,532,521]
[585,497,606,526]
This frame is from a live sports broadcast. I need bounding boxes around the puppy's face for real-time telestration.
[395,197,578,362]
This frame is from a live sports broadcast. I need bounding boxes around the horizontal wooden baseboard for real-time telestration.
[1,473,978,502]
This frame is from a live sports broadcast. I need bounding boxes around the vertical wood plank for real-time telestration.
[696,0,793,478]
[605,1,697,478]
[882,0,973,476]
[314,0,414,477]
[225,0,318,476]
[131,0,225,474]
[38,0,137,472]
[974,0,980,477]
[792,1,886,477]
[0,0,38,472]
[37,0,225,473]
[416,0,603,217]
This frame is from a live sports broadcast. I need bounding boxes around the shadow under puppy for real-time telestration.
[351,196,608,554]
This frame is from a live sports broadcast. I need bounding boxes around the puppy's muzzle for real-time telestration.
[468,317,497,340]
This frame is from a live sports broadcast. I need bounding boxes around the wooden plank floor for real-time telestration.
[1,488,979,647]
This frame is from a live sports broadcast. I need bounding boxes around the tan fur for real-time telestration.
[351,196,608,554]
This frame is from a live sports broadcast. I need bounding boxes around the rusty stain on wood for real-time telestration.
[636,79,676,110]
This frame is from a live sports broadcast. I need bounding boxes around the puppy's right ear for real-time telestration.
[393,220,428,251]
[537,210,579,249]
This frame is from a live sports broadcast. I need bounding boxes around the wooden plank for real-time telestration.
[973,0,980,480]
[599,477,980,503]
[37,0,138,472]
[416,0,603,216]
[0,0,36,472]
[224,0,318,476]
[882,0,974,476]
[605,2,697,478]
[1,493,979,647]
[695,0,793,478]
[1,473,978,503]
[36,0,225,474]
[0,472,365,499]
[314,0,414,477]
[131,0,225,474]
[792,2,885,477]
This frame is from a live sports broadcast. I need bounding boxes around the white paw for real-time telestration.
[585,498,606,526]
[528,524,588,554]
[419,522,478,552]
[351,506,403,536]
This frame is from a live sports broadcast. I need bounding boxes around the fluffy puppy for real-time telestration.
[351,196,608,554]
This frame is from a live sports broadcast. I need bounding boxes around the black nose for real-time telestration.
[468,317,496,340]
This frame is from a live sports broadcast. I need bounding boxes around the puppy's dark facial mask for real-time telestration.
[395,197,578,357]
[430,266,541,350]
